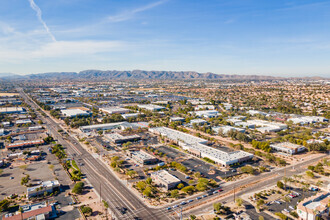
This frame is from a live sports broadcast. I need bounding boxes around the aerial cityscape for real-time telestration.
[0,1,329,220]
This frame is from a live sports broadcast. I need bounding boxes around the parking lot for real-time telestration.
[182,158,238,182]
[157,145,187,161]
[267,187,317,214]
[0,159,56,200]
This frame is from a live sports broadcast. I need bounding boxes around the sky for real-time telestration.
[1,0,330,77]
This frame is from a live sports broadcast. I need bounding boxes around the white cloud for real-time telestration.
[107,0,167,23]
[31,40,126,58]
[28,0,56,41]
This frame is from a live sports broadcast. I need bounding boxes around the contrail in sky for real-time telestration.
[28,0,56,41]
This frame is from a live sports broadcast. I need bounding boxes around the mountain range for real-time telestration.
[0,70,327,81]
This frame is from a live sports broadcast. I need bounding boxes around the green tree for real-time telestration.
[143,186,152,197]
[213,202,222,212]
[177,183,184,189]
[181,185,195,194]
[0,199,10,211]
[145,177,152,185]
[236,198,243,207]
[190,215,197,220]
[72,182,85,194]
[277,181,284,189]
[21,175,30,186]
[81,205,93,216]
[306,170,315,178]
[136,181,147,191]
[171,189,179,198]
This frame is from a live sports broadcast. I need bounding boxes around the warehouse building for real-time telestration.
[170,117,185,122]
[190,110,218,118]
[80,121,147,133]
[150,127,253,167]
[137,104,165,111]
[270,142,306,155]
[190,119,208,125]
[246,120,287,133]
[61,108,90,117]
[0,107,25,114]
[151,170,181,190]
[0,128,4,136]
[100,107,130,115]
[212,126,245,135]
[195,105,215,110]
[122,113,140,119]
[288,116,327,125]
[247,110,267,116]
[105,133,141,144]
[130,150,158,165]
[16,119,32,125]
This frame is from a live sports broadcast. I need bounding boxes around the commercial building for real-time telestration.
[222,103,233,110]
[2,121,11,127]
[4,202,57,220]
[150,170,181,190]
[6,140,45,150]
[297,193,330,220]
[27,180,60,198]
[0,128,4,136]
[270,142,306,155]
[100,107,130,115]
[61,108,90,117]
[247,110,267,116]
[234,121,255,129]
[288,116,327,125]
[130,150,158,165]
[137,104,165,111]
[150,127,253,167]
[190,119,208,125]
[0,107,25,114]
[190,110,218,118]
[15,119,32,125]
[29,126,43,131]
[170,117,185,122]
[80,121,143,133]
[105,133,141,144]
[212,126,245,135]
[122,113,140,119]
[195,105,215,110]
[246,120,287,133]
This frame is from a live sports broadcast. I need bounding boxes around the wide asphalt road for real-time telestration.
[19,89,173,220]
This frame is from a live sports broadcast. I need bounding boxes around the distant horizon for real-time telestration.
[1,69,329,78]
[1,1,330,78]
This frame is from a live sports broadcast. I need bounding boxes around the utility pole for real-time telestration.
[100,183,102,203]
[233,185,236,203]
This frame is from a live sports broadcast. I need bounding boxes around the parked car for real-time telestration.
[180,201,187,205]
[274,201,281,204]
[172,205,179,208]
[289,206,294,210]
[202,195,207,198]
[188,199,194,203]
[213,191,218,194]
[218,189,223,192]
[284,209,289,213]
[196,197,201,200]
[166,207,171,211]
